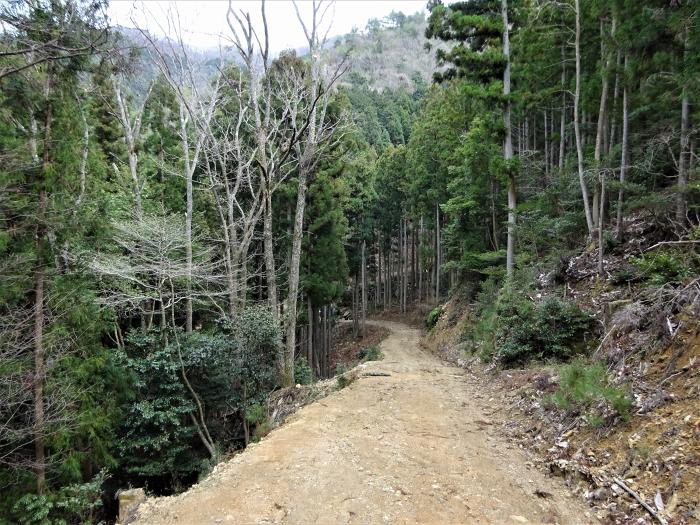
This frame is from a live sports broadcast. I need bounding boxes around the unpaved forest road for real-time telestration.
[134,321,597,525]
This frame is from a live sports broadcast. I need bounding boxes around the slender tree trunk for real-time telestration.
[418,216,423,303]
[33,256,46,495]
[677,30,690,224]
[502,0,516,279]
[180,105,193,333]
[361,240,367,337]
[33,71,54,495]
[352,278,358,338]
[263,188,278,321]
[593,19,611,230]
[375,240,380,309]
[411,221,416,306]
[609,49,622,156]
[616,55,630,239]
[282,163,309,385]
[574,0,595,236]
[387,247,392,309]
[544,109,549,181]
[404,220,409,310]
[559,45,567,175]
[113,79,143,221]
[399,221,404,313]
[598,173,606,277]
[307,298,313,371]
[434,205,439,301]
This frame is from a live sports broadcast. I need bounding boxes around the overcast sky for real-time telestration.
[108,1,428,51]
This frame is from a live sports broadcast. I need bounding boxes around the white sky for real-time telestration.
[108,1,427,51]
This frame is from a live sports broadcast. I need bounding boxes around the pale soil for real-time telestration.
[133,321,598,525]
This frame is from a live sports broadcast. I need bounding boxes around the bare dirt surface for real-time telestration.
[133,321,598,525]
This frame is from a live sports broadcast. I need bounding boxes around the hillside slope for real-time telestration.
[424,227,700,525]
[325,12,437,91]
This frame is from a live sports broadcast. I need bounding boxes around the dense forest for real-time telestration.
[0,0,698,523]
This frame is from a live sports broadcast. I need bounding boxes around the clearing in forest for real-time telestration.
[133,321,597,524]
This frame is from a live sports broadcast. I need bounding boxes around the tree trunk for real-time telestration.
[282,165,308,386]
[598,173,606,277]
[352,278,358,338]
[616,55,630,239]
[263,188,278,321]
[411,221,416,306]
[307,299,313,372]
[361,240,367,337]
[435,205,440,302]
[399,220,404,314]
[180,104,193,333]
[559,44,567,175]
[113,78,143,221]
[574,0,595,236]
[418,216,423,303]
[375,240,380,309]
[592,19,611,230]
[502,0,516,279]
[387,247,392,310]
[544,109,549,181]
[33,70,54,495]
[677,29,690,224]
[608,49,622,156]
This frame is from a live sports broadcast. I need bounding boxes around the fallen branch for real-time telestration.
[643,240,700,253]
[361,372,391,377]
[613,478,668,525]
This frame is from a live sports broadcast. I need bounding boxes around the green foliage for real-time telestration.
[244,403,272,442]
[115,306,280,488]
[630,249,697,285]
[426,306,442,328]
[357,346,383,361]
[294,358,314,385]
[336,374,355,390]
[12,495,53,525]
[12,470,108,525]
[115,330,201,482]
[244,403,266,424]
[550,361,632,424]
[335,362,353,376]
[494,292,593,366]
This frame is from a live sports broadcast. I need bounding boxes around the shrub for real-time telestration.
[12,470,108,525]
[630,249,696,285]
[493,292,593,366]
[245,403,272,441]
[294,357,314,385]
[425,306,442,328]
[336,374,355,390]
[357,345,383,361]
[335,362,352,375]
[550,361,632,424]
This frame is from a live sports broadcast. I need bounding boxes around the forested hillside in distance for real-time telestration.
[327,10,437,91]
[1,0,699,524]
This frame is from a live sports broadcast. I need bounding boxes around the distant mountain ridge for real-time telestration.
[114,10,437,94]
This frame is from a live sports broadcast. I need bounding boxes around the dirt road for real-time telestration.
[134,321,597,524]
